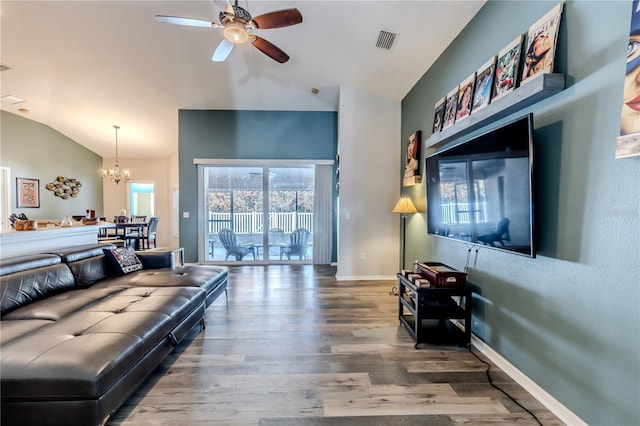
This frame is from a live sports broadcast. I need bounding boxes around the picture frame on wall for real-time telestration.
[617,0,640,159]
[472,56,497,113]
[455,72,476,121]
[403,131,422,186]
[442,86,459,130]
[16,177,40,208]
[521,3,563,84]
[432,97,445,134]
[493,34,524,101]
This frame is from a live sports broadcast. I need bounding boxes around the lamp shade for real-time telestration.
[392,197,417,214]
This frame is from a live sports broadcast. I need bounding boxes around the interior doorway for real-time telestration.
[129,182,155,218]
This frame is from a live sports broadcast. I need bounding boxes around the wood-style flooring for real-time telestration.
[109,265,564,425]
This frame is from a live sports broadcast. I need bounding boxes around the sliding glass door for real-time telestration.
[201,163,315,264]
[267,167,314,261]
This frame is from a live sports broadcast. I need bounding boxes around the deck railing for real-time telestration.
[208,212,313,235]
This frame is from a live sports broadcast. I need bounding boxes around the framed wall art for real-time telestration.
[432,97,445,134]
[472,56,497,113]
[493,34,524,101]
[617,0,640,159]
[442,86,459,130]
[403,131,422,186]
[521,3,563,84]
[16,177,40,208]
[456,72,476,121]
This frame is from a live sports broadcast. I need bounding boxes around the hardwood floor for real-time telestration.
[109,265,564,425]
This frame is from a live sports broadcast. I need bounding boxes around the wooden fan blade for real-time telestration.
[252,8,302,29]
[252,36,289,63]
[212,39,234,62]
[213,0,234,16]
[155,15,219,28]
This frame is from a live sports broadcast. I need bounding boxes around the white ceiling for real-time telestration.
[1,0,485,159]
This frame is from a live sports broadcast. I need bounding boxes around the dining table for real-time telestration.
[98,221,149,250]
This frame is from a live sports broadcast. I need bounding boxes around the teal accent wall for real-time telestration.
[402,1,639,425]
[178,109,338,262]
[0,111,103,221]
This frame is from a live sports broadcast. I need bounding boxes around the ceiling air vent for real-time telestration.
[376,30,397,50]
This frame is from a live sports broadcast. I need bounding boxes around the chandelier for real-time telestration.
[102,125,130,185]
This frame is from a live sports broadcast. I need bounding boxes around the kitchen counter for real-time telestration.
[0,225,100,258]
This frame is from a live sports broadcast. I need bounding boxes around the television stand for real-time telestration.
[397,273,472,348]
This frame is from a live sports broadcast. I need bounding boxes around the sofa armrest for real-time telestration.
[137,248,185,269]
[136,251,174,269]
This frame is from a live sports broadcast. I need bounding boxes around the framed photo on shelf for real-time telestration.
[16,177,40,208]
[432,97,445,134]
[456,72,476,122]
[442,86,459,130]
[493,34,524,101]
[521,3,563,84]
[472,56,496,113]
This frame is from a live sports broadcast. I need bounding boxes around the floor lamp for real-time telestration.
[393,197,417,271]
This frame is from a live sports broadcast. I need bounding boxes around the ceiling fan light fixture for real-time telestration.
[223,22,249,44]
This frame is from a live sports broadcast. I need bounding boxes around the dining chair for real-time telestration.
[124,217,159,250]
[137,217,159,250]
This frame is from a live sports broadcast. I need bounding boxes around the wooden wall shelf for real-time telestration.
[425,73,566,149]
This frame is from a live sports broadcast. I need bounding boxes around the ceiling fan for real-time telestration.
[155,0,302,63]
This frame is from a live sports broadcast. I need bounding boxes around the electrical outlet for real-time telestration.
[360,252,366,261]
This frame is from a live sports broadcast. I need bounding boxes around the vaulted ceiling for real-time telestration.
[1,1,485,159]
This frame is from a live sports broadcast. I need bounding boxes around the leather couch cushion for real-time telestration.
[94,265,228,303]
[66,254,113,287]
[3,287,125,321]
[0,254,61,276]
[51,244,118,287]
[0,319,54,345]
[1,286,205,399]
[1,263,76,317]
[48,243,116,263]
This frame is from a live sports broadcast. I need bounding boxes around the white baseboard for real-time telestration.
[471,335,587,426]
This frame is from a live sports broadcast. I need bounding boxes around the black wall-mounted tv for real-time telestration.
[425,113,535,257]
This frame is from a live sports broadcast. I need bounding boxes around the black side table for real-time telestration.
[397,273,472,348]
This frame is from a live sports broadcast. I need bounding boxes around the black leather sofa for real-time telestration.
[0,243,228,426]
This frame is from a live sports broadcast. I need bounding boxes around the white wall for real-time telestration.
[336,86,401,280]
[1,111,103,222]
[102,156,175,248]
[167,149,180,249]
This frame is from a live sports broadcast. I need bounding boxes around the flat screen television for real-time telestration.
[425,113,535,257]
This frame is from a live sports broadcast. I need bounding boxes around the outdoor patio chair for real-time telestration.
[218,228,256,261]
[280,228,311,260]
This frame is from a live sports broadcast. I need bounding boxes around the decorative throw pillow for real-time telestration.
[103,246,143,275]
